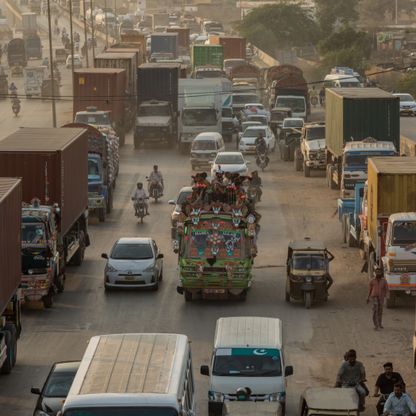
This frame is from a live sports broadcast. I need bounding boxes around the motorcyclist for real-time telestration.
[335,349,367,411]
[249,170,262,201]
[255,132,267,155]
[9,82,17,97]
[12,96,21,115]
[383,383,416,416]
[132,182,149,216]
[375,363,405,415]
[148,165,164,195]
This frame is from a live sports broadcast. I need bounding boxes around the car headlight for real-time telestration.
[209,391,224,402]
[143,264,155,272]
[106,264,117,272]
[268,392,285,402]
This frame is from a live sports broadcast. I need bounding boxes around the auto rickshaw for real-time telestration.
[286,240,334,308]
[269,107,292,135]
[299,387,359,416]
[223,401,282,416]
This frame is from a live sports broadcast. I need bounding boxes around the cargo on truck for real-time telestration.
[167,27,190,50]
[63,123,119,222]
[150,33,179,60]
[135,63,179,148]
[191,44,223,70]
[360,157,416,307]
[219,36,246,60]
[0,178,22,375]
[151,12,169,30]
[120,32,146,60]
[325,88,400,193]
[178,78,223,152]
[0,128,90,309]
[73,68,126,145]
[106,45,143,66]
[7,38,27,67]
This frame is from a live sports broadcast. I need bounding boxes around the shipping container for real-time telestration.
[107,45,142,66]
[167,27,190,49]
[137,63,179,112]
[94,52,137,96]
[0,178,22,313]
[150,33,179,58]
[219,36,246,60]
[326,88,400,158]
[0,128,88,235]
[151,12,169,29]
[73,68,126,123]
[367,157,416,245]
[191,45,223,69]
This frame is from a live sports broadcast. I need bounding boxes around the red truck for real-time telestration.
[0,178,22,374]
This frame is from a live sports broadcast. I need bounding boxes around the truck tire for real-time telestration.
[342,214,348,243]
[98,207,106,222]
[55,273,65,293]
[346,217,357,247]
[42,290,54,308]
[4,323,17,367]
[71,231,85,266]
[289,143,296,161]
[386,292,397,309]
[304,162,311,177]
[294,151,302,171]
[0,330,13,374]
[134,134,141,149]
[184,290,193,302]
[304,291,312,309]
[106,189,113,214]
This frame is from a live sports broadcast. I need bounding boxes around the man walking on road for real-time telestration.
[367,266,388,330]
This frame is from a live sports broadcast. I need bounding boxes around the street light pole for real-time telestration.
[395,0,398,24]
[83,0,89,66]
[104,0,109,48]
[46,0,57,127]
[90,0,95,59]
[69,0,75,76]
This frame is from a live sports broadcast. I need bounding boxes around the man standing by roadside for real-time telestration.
[367,266,388,330]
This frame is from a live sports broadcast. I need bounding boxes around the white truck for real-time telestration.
[24,66,46,97]
[178,78,223,153]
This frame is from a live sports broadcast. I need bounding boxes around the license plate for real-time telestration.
[125,275,135,281]
[205,289,225,294]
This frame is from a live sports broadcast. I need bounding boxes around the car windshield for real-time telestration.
[65,408,179,416]
[276,97,305,113]
[213,348,282,377]
[392,221,416,245]
[138,105,169,116]
[21,223,46,246]
[44,370,77,397]
[284,119,303,128]
[245,104,264,111]
[233,94,259,104]
[215,154,244,164]
[88,158,101,178]
[75,113,110,125]
[192,139,216,150]
[398,94,414,102]
[243,128,265,138]
[306,127,325,140]
[247,116,267,125]
[182,109,217,126]
[110,243,153,260]
[293,254,326,270]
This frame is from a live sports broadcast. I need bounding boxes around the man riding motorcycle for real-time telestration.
[248,170,262,202]
[383,383,416,416]
[254,132,269,168]
[9,82,17,97]
[12,97,21,115]
[148,165,164,196]
[132,182,149,216]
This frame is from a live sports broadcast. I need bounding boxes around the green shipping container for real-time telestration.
[191,45,224,69]
[325,88,400,158]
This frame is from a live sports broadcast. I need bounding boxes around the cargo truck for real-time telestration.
[325,88,400,193]
[150,33,179,60]
[63,123,119,222]
[167,27,190,51]
[191,45,223,70]
[360,157,416,308]
[94,52,137,130]
[0,128,90,309]
[0,178,22,375]
[23,66,46,97]
[73,69,126,145]
[135,63,179,148]
[218,36,246,60]
[7,38,27,67]
[24,33,42,59]
[178,78,223,153]
[120,32,146,60]
[21,12,37,34]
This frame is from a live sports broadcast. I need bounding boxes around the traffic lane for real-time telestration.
[400,115,416,141]
[0,135,414,415]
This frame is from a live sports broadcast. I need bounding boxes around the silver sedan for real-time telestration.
[101,237,163,291]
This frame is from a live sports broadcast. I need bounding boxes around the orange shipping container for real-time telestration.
[219,36,246,60]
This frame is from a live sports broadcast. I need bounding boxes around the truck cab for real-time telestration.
[134,99,175,148]
[24,66,46,97]
[75,107,112,128]
[275,94,307,120]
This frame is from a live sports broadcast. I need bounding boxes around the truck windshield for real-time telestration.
[222,108,233,118]
[75,113,111,125]
[65,408,178,416]
[88,158,101,179]
[293,254,325,270]
[182,109,217,126]
[233,94,258,105]
[276,97,305,113]
[195,70,225,79]
[392,221,416,245]
[213,348,282,377]
[21,223,47,246]
[344,151,396,167]
[305,127,325,141]
[138,105,169,116]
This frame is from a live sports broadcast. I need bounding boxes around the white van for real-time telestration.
[190,132,225,170]
[201,317,293,416]
[61,333,196,416]
[323,74,361,88]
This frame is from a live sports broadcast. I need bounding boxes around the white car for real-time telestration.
[210,151,250,177]
[393,93,416,116]
[66,54,82,69]
[282,117,304,129]
[239,125,276,154]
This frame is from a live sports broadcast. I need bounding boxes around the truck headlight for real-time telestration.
[209,391,224,402]
[268,392,286,402]
[305,276,313,283]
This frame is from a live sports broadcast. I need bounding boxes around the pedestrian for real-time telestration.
[383,383,416,416]
[319,87,325,106]
[367,266,388,330]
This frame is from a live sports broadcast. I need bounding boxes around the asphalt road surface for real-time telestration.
[0,37,415,416]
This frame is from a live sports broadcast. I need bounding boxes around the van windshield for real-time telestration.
[192,140,216,150]
[65,408,179,416]
[213,348,282,377]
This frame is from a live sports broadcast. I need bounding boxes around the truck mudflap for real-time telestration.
[20,275,52,301]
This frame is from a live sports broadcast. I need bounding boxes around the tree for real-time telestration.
[315,0,359,36]
[397,71,416,96]
[237,4,320,56]
[318,26,372,73]
[359,0,416,26]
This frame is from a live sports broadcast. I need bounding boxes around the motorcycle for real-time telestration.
[132,197,148,223]
[247,185,261,206]
[376,393,390,416]
[147,178,163,203]
[256,151,269,172]
[12,99,20,116]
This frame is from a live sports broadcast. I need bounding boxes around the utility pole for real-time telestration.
[90,0,95,59]
[104,0,109,48]
[395,0,398,24]
[69,0,75,76]
[83,0,89,66]
[46,0,57,127]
